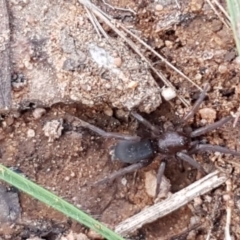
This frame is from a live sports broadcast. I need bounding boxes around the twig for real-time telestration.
[205,196,221,240]
[224,179,232,240]
[78,0,198,106]
[102,0,136,15]
[232,106,240,127]
[212,0,231,22]
[206,0,231,28]
[0,0,12,110]
[115,171,227,236]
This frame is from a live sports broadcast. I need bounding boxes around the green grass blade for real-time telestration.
[227,0,240,55]
[0,164,125,240]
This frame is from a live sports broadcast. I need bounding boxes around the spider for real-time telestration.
[71,84,240,197]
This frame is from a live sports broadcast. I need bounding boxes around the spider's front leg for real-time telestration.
[96,159,152,185]
[66,114,140,141]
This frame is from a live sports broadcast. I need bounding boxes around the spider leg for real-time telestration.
[155,160,166,197]
[194,144,240,156]
[66,114,140,140]
[176,152,206,174]
[191,116,233,138]
[95,160,151,185]
[183,83,209,122]
[131,111,161,136]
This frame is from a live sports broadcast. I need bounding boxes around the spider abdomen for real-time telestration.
[158,131,190,155]
[113,139,154,163]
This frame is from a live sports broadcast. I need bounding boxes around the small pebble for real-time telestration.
[6,117,14,126]
[199,108,216,123]
[194,73,202,81]
[155,4,163,11]
[161,87,176,101]
[88,230,103,239]
[115,109,128,121]
[27,129,35,138]
[165,40,173,48]
[0,185,21,224]
[113,57,122,67]
[218,64,228,74]
[190,216,200,226]
[145,170,171,198]
[121,177,127,186]
[43,119,63,142]
[32,108,46,119]
[193,197,202,207]
[65,176,70,181]
[103,106,113,117]
[127,81,138,89]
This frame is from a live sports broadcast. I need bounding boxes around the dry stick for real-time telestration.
[115,171,227,236]
[0,0,12,110]
[212,0,231,21]
[78,0,191,106]
[205,196,221,240]
[118,18,202,92]
[225,179,232,240]
[206,0,231,28]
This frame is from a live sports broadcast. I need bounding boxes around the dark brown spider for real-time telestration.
[72,84,240,197]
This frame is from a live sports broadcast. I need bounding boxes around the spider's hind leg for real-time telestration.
[176,152,206,175]
[194,144,240,156]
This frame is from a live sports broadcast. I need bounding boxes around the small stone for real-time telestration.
[145,170,171,198]
[194,73,202,81]
[60,231,89,240]
[103,106,113,117]
[32,108,46,119]
[155,4,163,11]
[43,119,63,142]
[127,81,138,89]
[218,64,228,74]
[65,176,70,181]
[88,230,103,239]
[193,197,202,207]
[190,0,203,11]
[115,109,129,121]
[165,40,173,48]
[199,108,217,123]
[0,185,21,224]
[27,129,35,138]
[113,57,122,67]
[190,216,200,226]
[234,56,240,65]
[161,87,176,101]
[121,177,127,186]
[5,117,14,126]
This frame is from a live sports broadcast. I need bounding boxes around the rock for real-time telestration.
[0,185,21,224]
[161,87,177,101]
[103,106,113,117]
[10,3,161,113]
[61,231,89,240]
[43,119,63,142]
[32,108,46,119]
[87,230,103,239]
[145,170,171,199]
[199,108,217,123]
[27,129,35,138]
